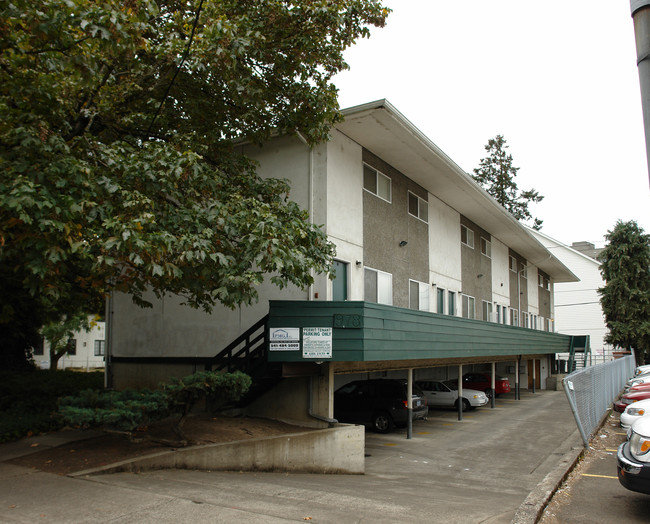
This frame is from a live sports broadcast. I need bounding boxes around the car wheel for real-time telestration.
[455,398,471,411]
[372,411,394,433]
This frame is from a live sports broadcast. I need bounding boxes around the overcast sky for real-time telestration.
[333,0,650,248]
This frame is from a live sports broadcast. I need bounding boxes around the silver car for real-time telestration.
[416,380,489,411]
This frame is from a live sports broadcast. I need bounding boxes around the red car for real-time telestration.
[459,372,511,397]
[614,390,650,412]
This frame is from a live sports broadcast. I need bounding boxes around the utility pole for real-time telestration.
[631,0,650,183]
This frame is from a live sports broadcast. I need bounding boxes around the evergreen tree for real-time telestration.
[598,220,650,364]
[472,135,544,230]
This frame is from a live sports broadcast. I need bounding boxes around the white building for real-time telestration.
[34,320,106,370]
[529,229,611,363]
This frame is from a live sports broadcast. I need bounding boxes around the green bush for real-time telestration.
[0,370,104,443]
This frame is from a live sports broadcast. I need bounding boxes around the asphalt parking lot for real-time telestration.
[0,389,583,523]
[539,410,650,523]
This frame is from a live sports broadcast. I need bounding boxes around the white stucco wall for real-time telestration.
[38,319,106,370]
[428,195,462,313]
[325,130,364,300]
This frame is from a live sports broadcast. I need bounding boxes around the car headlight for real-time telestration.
[623,398,636,405]
[630,432,650,461]
[627,407,646,416]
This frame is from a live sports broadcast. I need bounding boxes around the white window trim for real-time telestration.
[461,294,476,319]
[364,266,393,305]
[461,225,474,249]
[409,279,430,311]
[509,255,517,272]
[408,191,428,223]
[363,163,392,203]
[480,237,491,258]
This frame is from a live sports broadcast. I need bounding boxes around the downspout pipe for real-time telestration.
[631,0,650,183]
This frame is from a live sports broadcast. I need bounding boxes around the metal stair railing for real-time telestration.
[207,315,269,375]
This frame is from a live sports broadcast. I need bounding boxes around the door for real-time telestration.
[527,359,541,389]
[332,260,348,301]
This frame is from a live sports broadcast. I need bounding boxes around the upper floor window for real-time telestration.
[482,300,494,322]
[461,225,474,248]
[436,287,445,314]
[408,192,428,223]
[520,266,527,279]
[480,237,491,258]
[509,256,517,272]
[546,278,550,291]
[409,280,430,311]
[461,294,475,319]
[363,164,391,203]
[364,267,393,305]
[538,273,544,287]
[510,308,519,327]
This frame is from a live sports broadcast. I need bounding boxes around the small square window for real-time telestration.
[363,164,391,202]
[509,256,517,272]
[461,225,474,248]
[408,192,428,223]
[480,237,491,258]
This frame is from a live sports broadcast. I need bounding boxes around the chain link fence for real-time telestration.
[563,355,635,448]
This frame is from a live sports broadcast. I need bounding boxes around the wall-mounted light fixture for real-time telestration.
[477,274,484,278]
[356,260,362,267]
[399,240,408,247]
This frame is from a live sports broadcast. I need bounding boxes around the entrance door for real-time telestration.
[527,359,541,389]
[332,260,348,301]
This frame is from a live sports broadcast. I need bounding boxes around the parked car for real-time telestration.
[617,416,650,494]
[635,365,650,377]
[621,399,650,430]
[614,390,650,413]
[333,379,428,433]
[626,375,650,392]
[416,380,488,411]
[456,372,511,396]
[628,383,650,394]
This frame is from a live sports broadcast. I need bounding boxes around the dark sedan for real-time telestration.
[334,379,428,433]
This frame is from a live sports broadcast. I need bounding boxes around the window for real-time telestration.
[482,301,493,322]
[521,266,527,279]
[408,192,428,222]
[480,237,491,258]
[461,294,475,319]
[496,304,502,324]
[94,340,105,356]
[364,267,393,305]
[522,312,529,328]
[538,273,544,287]
[409,280,429,311]
[448,291,456,316]
[546,278,550,291]
[363,164,391,202]
[531,314,538,330]
[460,225,474,248]
[67,338,77,356]
[437,287,445,314]
[33,338,44,356]
[509,256,517,272]
[510,308,519,327]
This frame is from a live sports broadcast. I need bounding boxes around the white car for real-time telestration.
[635,365,650,377]
[618,416,650,494]
[626,374,650,391]
[416,380,489,411]
[621,398,650,431]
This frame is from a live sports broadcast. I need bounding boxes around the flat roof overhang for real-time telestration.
[268,301,577,371]
[337,100,578,283]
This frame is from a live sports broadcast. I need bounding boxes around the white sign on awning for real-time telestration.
[302,327,332,358]
[269,327,300,351]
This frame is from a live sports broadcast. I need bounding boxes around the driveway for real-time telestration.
[0,390,580,523]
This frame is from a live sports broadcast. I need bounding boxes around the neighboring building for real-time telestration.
[529,230,611,363]
[34,320,106,370]
[107,100,582,427]
[570,241,604,261]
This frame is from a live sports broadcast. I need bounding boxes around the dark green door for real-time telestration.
[332,260,348,301]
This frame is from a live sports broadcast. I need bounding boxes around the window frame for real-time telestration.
[364,266,393,305]
[363,163,392,203]
[409,279,430,311]
[407,191,428,223]
[436,287,445,314]
[509,255,517,272]
[460,224,474,249]
[448,291,456,316]
[461,294,475,319]
[482,300,494,322]
[480,237,491,258]
[94,340,105,357]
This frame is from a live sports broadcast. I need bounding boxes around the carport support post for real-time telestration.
[515,356,521,400]
[407,368,413,439]
[457,364,463,421]
[532,359,536,394]
[490,362,496,408]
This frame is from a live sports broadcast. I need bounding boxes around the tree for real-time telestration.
[472,135,544,230]
[40,313,98,371]
[0,1,389,359]
[598,220,650,365]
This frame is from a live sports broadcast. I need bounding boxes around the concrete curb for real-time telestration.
[69,424,365,478]
[511,428,584,524]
